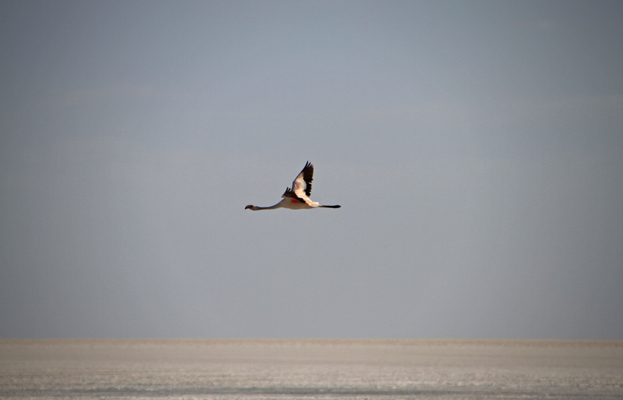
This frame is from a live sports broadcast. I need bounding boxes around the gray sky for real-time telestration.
[1,0,622,339]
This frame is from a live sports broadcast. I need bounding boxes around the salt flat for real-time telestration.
[1,339,622,399]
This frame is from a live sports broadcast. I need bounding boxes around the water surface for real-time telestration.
[1,339,622,399]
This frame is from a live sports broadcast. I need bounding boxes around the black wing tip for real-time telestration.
[302,161,314,175]
[301,162,314,196]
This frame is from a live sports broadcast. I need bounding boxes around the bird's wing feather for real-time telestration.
[292,161,314,198]
[281,187,305,202]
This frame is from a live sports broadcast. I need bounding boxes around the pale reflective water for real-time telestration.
[1,339,622,399]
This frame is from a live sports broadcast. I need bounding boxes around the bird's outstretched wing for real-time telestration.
[281,187,305,202]
[292,161,314,198]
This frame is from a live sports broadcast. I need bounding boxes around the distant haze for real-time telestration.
[1,1,622,339]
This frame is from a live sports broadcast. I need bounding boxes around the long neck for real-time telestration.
[253,202,283,210]
[320,204,341,208]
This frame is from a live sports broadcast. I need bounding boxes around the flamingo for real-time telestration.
[245,162,341,211]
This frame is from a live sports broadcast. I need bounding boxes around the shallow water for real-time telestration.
[1,339,622,399]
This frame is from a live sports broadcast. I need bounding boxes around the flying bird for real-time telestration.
[245,162,341,211]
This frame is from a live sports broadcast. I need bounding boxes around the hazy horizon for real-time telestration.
[1,1,622,339]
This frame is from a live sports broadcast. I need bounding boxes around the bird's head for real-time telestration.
[245,205,256,210]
